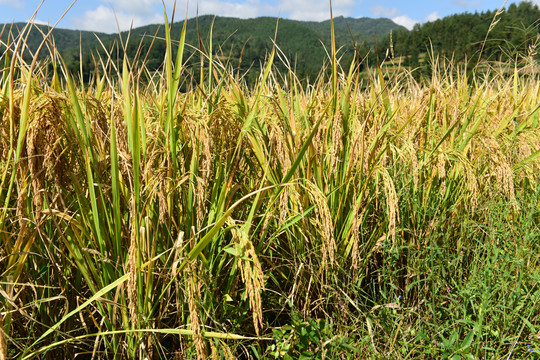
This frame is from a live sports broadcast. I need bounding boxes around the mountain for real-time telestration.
[0,16,404,82]
[96,15,406,78]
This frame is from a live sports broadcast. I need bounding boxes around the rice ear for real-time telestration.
[379,167,400,247]
[229,220,265,335]
[187,259,208,360]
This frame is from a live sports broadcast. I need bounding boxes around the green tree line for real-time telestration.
[378,1,540,70]
[1,1,539,84]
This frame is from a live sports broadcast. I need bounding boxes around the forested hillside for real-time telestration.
[1,1,539,84]
[378,1,540,69]
[0,15,403,83]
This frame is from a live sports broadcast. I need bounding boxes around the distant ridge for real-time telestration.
[2,1,539,83]
[0,15,404,81]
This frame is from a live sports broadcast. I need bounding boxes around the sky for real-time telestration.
[0,0,538,34]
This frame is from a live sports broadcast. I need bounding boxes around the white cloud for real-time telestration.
[369,5,419,30]
[99,0,266,21]
[278,0,355,21]
[31,18,51,26]
[71,5,162,33]
[196,0,262,18]
[392,15,419,30]
[70,0,358,32]
[104,0,157,13]
[71,0,277,32]
[425,11,440,22]
[370,5,399,18]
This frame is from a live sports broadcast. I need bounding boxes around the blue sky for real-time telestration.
[0,0,537,33]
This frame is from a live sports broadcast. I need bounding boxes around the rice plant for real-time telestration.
[0,5,539,360]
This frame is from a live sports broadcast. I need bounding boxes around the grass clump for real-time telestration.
[0,8,539,360]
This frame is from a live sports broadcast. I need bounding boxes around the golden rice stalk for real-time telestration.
[143,149,171,225]
[516,133,533,161]
[349,119,366,174]
[401,142,419,189]
[329,112,343,175]
[190,116,213,230]
[171,231,185,278]
[453,151,479,211]
[194,174,207,231]
[451,149,479,211]
[187,260,207,360]
[127,200,139,330]
[278,187,290,227]
[112,102,131,178]
[269,125,292,179]
[209,339,238,360]
[15,177,28,230]
[25,94,66,220]
[209,341,219,360]
[379,167,400,246]
[229,220,265,335]
[199,121,213,184]
[171,231,185,326]
[208,99,242,156]
[483,137,517,207]
[220,340,237,360]
[0,96,21,161]
[85,97,110,154]
[270,124,299,226]
[305,181,336,269]
[350,187,363,276]
[312,120,327,167]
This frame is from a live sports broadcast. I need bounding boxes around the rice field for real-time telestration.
[0,12,539,360]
